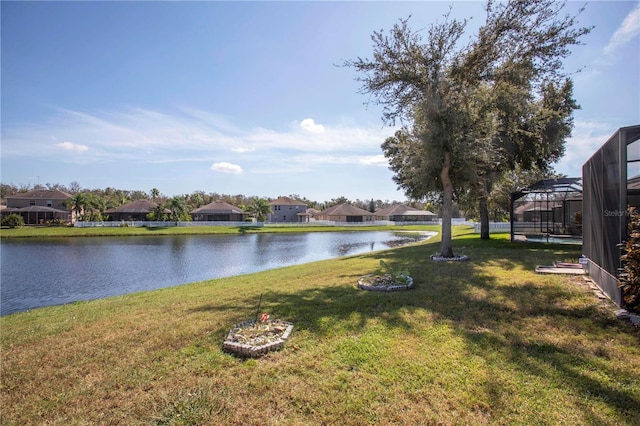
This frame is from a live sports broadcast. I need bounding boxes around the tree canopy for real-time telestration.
[345,0,591,256]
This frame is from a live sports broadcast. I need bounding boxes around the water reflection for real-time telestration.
[334,241,372,256]
[1,231,434,315]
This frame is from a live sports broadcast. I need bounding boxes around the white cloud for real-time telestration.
[300,118,325,133]
[56,141,89,152]
[286,153,389,167]
[359,154,389,166]
[1,107,397,172]
[231,146,255,153]
[554,121,615,177]
[211,162,243,174]
[252,165,313,175]
[603,4,640,55]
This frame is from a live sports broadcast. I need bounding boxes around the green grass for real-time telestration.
[1,228,639,425]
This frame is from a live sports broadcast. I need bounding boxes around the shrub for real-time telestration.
[619,207,640,313]
[1,213,25,228]
[82,212,104,222]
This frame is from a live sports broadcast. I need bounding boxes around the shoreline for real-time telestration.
[0,223,445,239]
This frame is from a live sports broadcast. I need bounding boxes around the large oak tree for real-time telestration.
[345,0,590,257]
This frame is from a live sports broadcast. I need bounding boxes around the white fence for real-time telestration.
[75,220,437,228]
[472,222,511,233]
[74,221,262,228]
[178,221,261,227]
[74,219,487,229]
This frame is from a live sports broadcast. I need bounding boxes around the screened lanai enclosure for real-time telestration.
[510,178,583,244]
[582,125,640,307]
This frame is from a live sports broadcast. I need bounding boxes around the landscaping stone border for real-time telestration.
[223,319,294,358]
[357,275,414,292]
[581,276,640,328]
[430,254,470,262]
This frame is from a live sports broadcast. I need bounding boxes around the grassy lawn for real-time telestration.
[1,228,639,425]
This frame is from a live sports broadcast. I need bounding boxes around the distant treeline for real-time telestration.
[0,181,431,213]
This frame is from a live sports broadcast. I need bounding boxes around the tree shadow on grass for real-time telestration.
[189,235,587,335]
[188,235,639,421]
[236,226,263,234]
[373,238,640,421]
[143,226,173,231]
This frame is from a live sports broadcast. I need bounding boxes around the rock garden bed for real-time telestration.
[223,314,294,358]
[357,274,414,291]
[358,260,414,291]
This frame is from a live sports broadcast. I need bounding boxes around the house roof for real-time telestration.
[319,203,373,216]
[375,204,405,216]
[269,196,306,206]
[376,204,436,217]
[297,208,320,217]
[406,210,436,217]
[190,201,245,215]
[105,199,167,214]
[6,189,71,200]
[513,200,561,214]
[3,205,69,213]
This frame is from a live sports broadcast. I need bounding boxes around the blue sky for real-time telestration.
[1,1,638,202]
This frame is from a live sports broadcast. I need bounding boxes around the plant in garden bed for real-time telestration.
[223,296,294,357]
[358,260,413,291]
[619,207,640,314]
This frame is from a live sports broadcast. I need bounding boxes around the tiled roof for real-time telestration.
[190,201,245,214]
[320,203,372,216]
[3,205,69,213]
[269,196,306,206]
[105,199,167,213]
[376,204,409,216]
[376,204,436,216]
[513,201,560,214]
[6,189,71,200]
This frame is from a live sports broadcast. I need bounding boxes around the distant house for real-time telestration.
[104,199,169,221]
[316,203,374,223]
[375,204,437,222]
[190,201,248,221]
[268,196,308,223]
[510,177,583,237]
[513,201,554,223]
[2,189,72,224]
[304,208,321,222]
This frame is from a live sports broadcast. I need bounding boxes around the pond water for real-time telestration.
[0,230,434,315]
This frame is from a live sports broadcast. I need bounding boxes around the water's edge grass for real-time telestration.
[2,228,639,425]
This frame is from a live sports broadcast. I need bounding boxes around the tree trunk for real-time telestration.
[478,177,490,240]
[479,195,490,239]
[440,150,455,258]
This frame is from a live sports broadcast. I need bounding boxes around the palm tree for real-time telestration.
[64,193,87,221]
[147,204,168,221]
[247,198,272,222]
[189,191,206,209]
[167,196,188,222]
[87,194,110,221]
